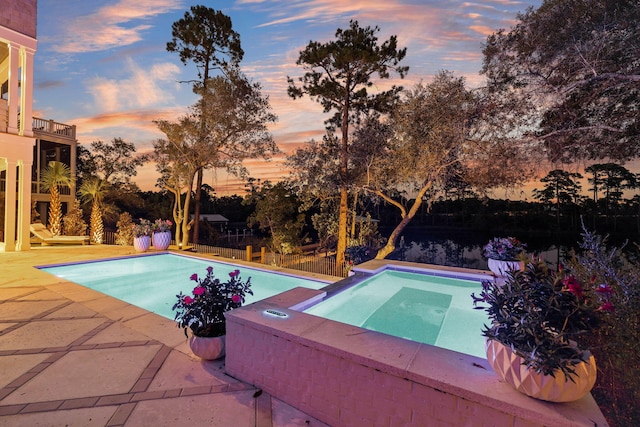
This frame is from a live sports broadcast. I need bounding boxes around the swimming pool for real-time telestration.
[303,269,490,358]
[38,253,329,320]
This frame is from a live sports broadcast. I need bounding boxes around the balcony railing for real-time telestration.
[32,117,76,140]
[31,182,72,196]
[0,103,76,139]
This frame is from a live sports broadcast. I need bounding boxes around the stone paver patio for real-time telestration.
[0,245,330,427]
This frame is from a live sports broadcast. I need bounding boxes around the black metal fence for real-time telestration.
[104,231,346,278]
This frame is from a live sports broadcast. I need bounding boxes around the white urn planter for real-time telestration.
[488,258,523,277]
[485,339,597,402]
[189,335,225,360]
[152,231,171,250]
[133,235,151,252]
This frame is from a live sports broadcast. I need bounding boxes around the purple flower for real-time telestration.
[190,273,198,281]
[229,269,240,278]
[207,266,213,274]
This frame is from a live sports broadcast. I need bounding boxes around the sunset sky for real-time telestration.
[33,0,542,195]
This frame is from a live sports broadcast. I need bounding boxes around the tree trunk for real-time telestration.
[336,80,350,269]
[181,187,192,248]
[193,169,203,244]
[375,183,430,259]
[336,187,348,267]
[49,186,62,236]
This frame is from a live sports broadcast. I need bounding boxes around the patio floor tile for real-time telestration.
[0,301,65,321]
[0,353,51,389]
[1,345,161,404]
[0,318,106,351]
[83,323,151,345]
[124,391,255,427]
[147,350,229,391]
[44,302,99,319]
[0,405,117,426]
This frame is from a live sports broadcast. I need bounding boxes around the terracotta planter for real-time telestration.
[189,335,225,360]
[487,258,523,277]
[485,339,597,402]
[133,235,151,252]
[152,231,171,250]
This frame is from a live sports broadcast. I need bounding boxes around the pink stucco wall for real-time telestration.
[225,287,608,427]
[0,0,37,38]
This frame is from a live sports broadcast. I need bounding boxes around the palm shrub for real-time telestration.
[115,212,135,246]
[79,178,108,244]
[62,199,87,236]
[41,161,72,236]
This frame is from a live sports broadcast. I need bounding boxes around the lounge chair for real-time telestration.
[30,223,89,245]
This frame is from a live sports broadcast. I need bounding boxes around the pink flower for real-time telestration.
[183,296,194,305]
[229,269,240,278]
[207,266,213,274]
[599,301,615,312]
[231,295,241,303]
[190,273,198,281]
[193,286,205,296]
[595,284,614,296]
[562,276,583,298]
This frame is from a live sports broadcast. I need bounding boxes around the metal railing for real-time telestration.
[102,231,346,278]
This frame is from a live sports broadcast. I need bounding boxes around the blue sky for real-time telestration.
[34,0,542,194]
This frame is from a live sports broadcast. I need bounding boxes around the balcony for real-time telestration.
[32,117,76,140]
[0,103,76,140]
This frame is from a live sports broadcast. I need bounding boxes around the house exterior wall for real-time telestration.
[0,0,37,39]
[0,3,37,251]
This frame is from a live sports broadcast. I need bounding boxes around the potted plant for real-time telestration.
[132,219,152,252]
[472,260,614,402]
[151,219,172,250]
[173,266,253,360]
[483,236,526,277]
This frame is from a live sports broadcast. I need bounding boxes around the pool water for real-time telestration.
[303,269,490,358]
[39,253,328,320]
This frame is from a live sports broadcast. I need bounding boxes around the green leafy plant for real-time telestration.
[483,236,526,261]
[133,218,152,238]
[151,219,172,233]
[472,260,614,379]
[173,266,253,337]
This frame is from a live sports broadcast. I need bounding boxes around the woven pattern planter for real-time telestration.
[189,335,226,360]
[485,339,597,402]
[152,231,171,250]
[133,235,151,252]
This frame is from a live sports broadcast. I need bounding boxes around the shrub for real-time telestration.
[115,212,134,245]
[566,227,640,426]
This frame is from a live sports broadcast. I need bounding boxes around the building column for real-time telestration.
[15,159,32,250]
[19,47,36,137]
[3,159,17,251]
[6,44,20,135]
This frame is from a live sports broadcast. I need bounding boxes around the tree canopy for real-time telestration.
[153,72,277,247]
[482,0,640,163]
